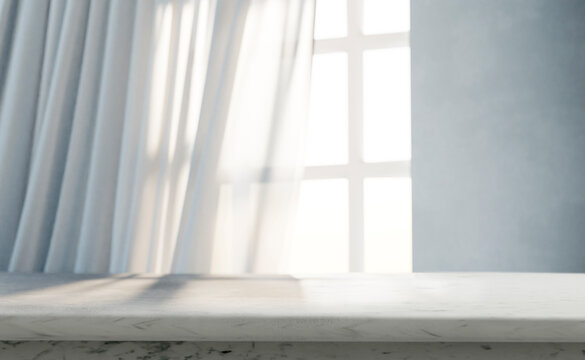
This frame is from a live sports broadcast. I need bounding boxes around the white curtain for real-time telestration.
[0,0,314,274]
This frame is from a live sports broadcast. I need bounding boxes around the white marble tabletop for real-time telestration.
[0,272,584,342]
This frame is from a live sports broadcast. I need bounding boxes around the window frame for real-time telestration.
[306,0,411,272]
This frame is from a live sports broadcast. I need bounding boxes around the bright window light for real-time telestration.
[364,177,412,272]
[363,47,411,162]
[306,53,348,166]
[289,179,349,273]
[363,0,410,35]
[313,0,347,40]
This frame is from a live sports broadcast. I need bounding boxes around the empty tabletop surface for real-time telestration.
[0,272,584,341]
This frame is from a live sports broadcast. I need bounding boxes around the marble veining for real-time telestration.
[1,341,585,360]
[2,272,585,341]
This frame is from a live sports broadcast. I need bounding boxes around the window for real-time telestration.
[288,0,412,273]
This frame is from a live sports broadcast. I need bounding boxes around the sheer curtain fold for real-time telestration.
[9,0,91,272]
[0,0,51,269]
[44,0,111,273]
[0,0,315,274]
[0,0,18,101]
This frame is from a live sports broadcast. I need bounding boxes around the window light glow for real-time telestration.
[363,0,410,35]
[363,47,411,162]
[305,53,348,166]
[313,0,347,40]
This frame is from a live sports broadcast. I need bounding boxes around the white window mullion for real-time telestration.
[360,32,409,50]
[348,174,364,272]
[313,38,348,54]
[347,0,364,272]
[313,32,409,54]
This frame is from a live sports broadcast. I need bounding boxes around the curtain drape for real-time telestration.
[0,0,314,274]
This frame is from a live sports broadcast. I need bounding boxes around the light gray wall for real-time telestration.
[411,0,585,272]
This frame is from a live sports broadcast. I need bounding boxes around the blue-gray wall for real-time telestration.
[411,0,585,271]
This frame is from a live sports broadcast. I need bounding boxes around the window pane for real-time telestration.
[314,0,347,40]
[210,184,234,273]
[306,53,348,166]
[363,48,410,162]
[288,179,349,273]
[363,0,410,35]
[364,178,412,273]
